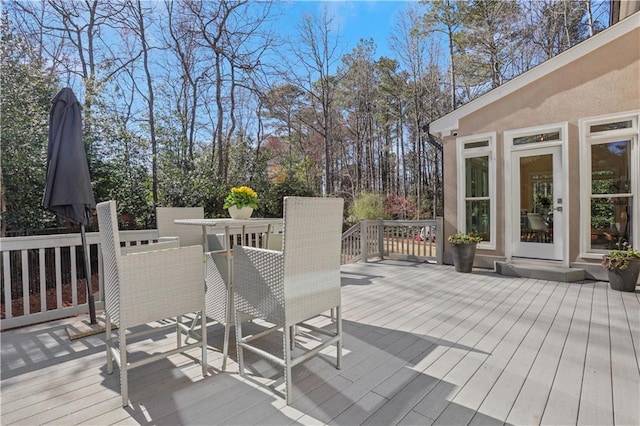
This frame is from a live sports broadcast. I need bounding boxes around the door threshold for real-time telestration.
[497,260,585,282]
[510,257,564,266]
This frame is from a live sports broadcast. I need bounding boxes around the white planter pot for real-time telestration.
[228,206,253,220]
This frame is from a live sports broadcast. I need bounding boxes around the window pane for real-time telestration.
[591,141,631,195]
[590,120,632,133]
[519,154,554,244]
[465,156,489,197]
[464,140,489,149]
[590,197,633,250]
[465,200,491,242]
[513,131,560,146]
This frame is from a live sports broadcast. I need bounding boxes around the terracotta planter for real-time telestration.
[451,243,477,273]
[228,206,253,220]
[607,259,640,292]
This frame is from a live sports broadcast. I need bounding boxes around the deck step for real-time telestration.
[495,261,586,282]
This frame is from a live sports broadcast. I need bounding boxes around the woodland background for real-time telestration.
[1,0,610,235]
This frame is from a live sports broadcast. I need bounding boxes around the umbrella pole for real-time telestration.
[81,224,97,324]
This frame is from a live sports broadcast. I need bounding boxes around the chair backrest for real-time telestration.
[527,213,546,231]
[281,197,344,323]
[156,207,204,247]
[96,201,122,325]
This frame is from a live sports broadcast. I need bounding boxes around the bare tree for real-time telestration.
[288,5,342,195]
[11,1,139,156]
[113,0,161,208]
[184,0,273,183]
[421,0,462,109]
[390,6,432,217]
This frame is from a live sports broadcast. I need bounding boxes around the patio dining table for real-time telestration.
[174,217,284,253]
[174,217,283,370]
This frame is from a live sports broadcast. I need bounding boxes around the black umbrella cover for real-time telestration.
[42,87,96,225]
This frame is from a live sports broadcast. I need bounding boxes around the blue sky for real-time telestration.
[275,0,420,60]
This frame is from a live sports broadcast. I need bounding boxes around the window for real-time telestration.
[513,131,561,146]
[590,120,632,133]
[580,112,639,256]
[464,140,489,149]
[457,133,496,248]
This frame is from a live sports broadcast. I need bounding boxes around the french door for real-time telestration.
[511,145,564,260]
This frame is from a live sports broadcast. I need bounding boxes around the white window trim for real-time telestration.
[456,132,496,250]
[579,111,640,259]
[503,122,569,265]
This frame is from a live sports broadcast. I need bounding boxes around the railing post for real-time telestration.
[436,217,444,265]
[378,218,384,260]
[360,220,368,263]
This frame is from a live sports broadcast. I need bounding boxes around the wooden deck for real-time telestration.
[1,260,638,425]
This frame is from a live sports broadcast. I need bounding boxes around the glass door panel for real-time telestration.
[519,154,554,244]
[511,146,563,260]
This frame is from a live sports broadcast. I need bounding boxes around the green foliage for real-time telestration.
[87,91,153,228]
[448,231,482,245]
[1,16,59,233]
[350,193,388,221]
[223,186,259,209]
[601,242,640,270]
[256,174,317,218]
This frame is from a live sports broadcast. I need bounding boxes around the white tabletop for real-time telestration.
[174,218,283,227]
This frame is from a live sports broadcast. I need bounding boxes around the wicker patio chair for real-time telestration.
[97,201,207,407]
[233,197,344,404]
[156,206,206,247]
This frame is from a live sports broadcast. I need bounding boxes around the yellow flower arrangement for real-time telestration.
[223,186,259,209]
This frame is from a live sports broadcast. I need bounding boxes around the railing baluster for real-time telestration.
[98,244,104,303]
[39,249,46,313]
[55,247,62,311]
[3,251,12,319]
[21,249,29,316]
[70,245,78,307]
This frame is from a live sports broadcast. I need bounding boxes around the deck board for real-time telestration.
[505,280,581,425]
[577,282,614,425]
[414,278,548,423]
[608,291,640,426]
[1,260,638,425]
[470,281,567,423]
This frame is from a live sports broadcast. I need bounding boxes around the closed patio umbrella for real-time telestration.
[43,87,97,324]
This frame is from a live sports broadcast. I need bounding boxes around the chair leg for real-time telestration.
[177,315,182,348]
[235,312,245,376]
[184,312,202,345]
[336,306,342,370]
[222,322,230,372]
[283,327,293,404]
[222,285,235,371]
[106,313,113,375]
[201,310,207,377]
[120,331,128,407]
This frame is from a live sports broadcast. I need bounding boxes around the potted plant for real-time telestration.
[601,243,640,292]
[448,231,482,273]
[223,186,259,219]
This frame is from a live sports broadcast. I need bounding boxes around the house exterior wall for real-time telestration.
[442,26,640,267]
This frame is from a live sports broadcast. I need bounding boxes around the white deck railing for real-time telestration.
[0,230,159,331]
[342,218,444,265]
[2,219,443,330]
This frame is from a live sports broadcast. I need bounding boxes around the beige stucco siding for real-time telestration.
[455,28,639,136]
[443,26,640,262]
